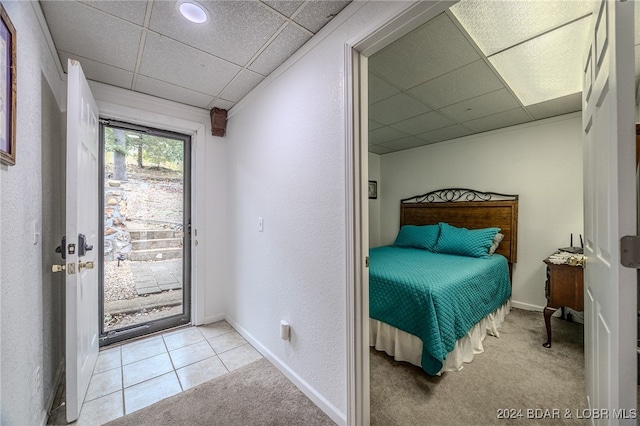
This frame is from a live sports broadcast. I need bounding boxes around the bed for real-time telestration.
[369,188,519,375]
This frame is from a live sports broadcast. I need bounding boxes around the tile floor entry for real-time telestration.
[75,320,263,425]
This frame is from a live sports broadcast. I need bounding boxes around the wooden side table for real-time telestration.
[542,256,584,348]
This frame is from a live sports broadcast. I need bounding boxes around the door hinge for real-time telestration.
[620,236,640,268]
[365,256,369,268]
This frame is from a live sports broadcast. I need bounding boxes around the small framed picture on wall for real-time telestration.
[368,180,377,199]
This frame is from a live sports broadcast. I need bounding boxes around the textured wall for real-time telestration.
[224,2,411,421]
[0,2,65,424]
[377,114,584,310]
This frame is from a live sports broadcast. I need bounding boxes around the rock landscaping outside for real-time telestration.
[103,162,185,331]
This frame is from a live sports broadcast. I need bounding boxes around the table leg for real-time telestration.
[543,306,558,348]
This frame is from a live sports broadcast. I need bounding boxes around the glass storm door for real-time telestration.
[99,120,191,346]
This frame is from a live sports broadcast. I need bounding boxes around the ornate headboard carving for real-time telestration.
[400,188,519,264]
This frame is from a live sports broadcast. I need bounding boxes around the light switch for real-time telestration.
[258,217,264,232]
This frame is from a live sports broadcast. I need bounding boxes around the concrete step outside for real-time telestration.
[131,237,182,251]
[129,229,181,241]
[129,247,183,261]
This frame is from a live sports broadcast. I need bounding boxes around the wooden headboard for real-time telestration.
[400,188,519,265]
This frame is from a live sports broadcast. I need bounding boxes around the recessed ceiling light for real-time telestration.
[177,1,208,24]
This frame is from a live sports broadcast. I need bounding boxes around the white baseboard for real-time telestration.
[225,316,347,426]
[203,313,225,325]
[511,300,583,322]
[511,300,545,312]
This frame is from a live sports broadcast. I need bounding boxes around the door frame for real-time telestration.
[98,119,192,345]
[344,2,459,424]
[345,0,637,424]
[91,86,208,327]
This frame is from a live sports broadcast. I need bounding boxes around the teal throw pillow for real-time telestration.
[393,224,440,251]
[435,222,500,258]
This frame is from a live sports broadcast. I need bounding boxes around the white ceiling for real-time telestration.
[38,1,640,155]
[39,0,351,111]
[367,2,599,155]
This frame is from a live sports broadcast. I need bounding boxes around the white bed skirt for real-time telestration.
[369,299,511,375]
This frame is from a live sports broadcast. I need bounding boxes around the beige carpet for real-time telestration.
[370,308,587,425]
[105,357,335,426]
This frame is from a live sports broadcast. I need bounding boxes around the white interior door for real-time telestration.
[582,0,636,423]
[65,59,100,422]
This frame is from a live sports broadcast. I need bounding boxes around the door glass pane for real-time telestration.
[102,126,186,333]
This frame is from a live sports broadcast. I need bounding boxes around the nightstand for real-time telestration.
[542,255,584,348]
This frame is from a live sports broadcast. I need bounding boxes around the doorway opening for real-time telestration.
[99,119,192,346]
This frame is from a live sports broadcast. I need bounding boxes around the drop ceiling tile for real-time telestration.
[380,136,430,152]
[463,108,532,133]
[293,1,351,33]
[58,51,133,90]
[440,88,521,122]
[417,124,475,144]
[391,111,455,135]
[488,17,589,106]
[369,119,384,131]
[219,70,265,103]
[368,144,394,155]
[135,76,215,109]
[262,0,304,18]
[210,98,235,111]
[249,24,312,76]
[148,1,285,66]
[450,0,594,56]
[139,33,241,96]
[40,1,141,71]
[369,126,409,145]
[368,73,401,105]
[369,93,431,125]
[79,1,147,26]
[408,60,504,109]
[369,14,480,90]
[525,92,582,120]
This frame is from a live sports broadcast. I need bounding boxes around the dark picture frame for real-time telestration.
[0,3,16,166]
[368,180,377,199]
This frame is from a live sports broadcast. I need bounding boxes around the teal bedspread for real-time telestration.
[369,246,511,375]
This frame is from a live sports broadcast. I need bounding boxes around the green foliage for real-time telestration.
[143,135,184,168]
[104,127,184,169]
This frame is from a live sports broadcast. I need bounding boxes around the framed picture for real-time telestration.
[0,3,15,166]
[368,180,377,199]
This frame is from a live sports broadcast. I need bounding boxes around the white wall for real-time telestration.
[369,153,381,247]
[223,2,418,422]
[0,2,66,424]
[376,113,584,310]
[0,3,228,422]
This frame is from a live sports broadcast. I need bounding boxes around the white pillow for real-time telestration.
[488,233,505,255]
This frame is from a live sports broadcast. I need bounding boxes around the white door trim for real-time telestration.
[344,2,459,424]
[91,89,208,326]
